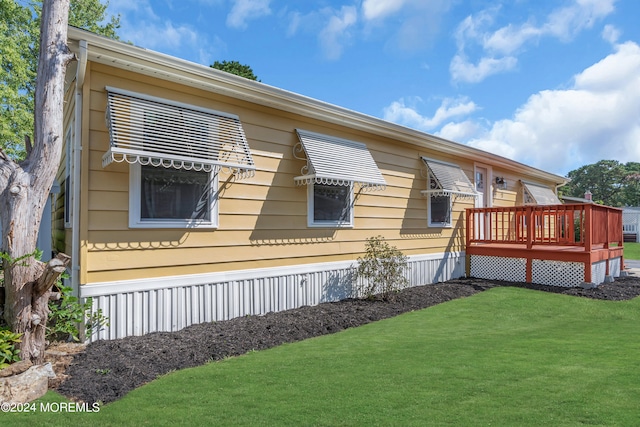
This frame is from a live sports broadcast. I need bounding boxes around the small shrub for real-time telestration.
[0,328,22,369]
[48,284,109,342]
[356,236,409,301]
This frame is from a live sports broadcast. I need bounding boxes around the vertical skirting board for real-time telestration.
[82,252,466,341]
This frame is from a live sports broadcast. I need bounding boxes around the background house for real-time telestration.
[623,207,640,242]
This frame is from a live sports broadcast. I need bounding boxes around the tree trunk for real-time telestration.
[0,0,74,364]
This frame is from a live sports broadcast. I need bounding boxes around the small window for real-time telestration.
[129,164,219,228]
[429,194,452,227]
[308,183,353,227]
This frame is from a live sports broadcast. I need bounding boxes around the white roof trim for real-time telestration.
[521,181,562,205]
[421,158,477,199]
[293,130,386,190]
[103,87,255,177]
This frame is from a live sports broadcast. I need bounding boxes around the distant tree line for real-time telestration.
[210,60,260,81]
[563,160,640,207]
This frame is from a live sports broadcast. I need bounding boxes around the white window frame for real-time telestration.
[129,163,219,229]
[307,182,354,228]
[428,193,452,228]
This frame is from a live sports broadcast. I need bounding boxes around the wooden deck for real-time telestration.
[466,204,624,286]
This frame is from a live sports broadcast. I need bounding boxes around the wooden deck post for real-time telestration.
[465,209,472,277]
[584,205,593,251]
[526,206,534,250]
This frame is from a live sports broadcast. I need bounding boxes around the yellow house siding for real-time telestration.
[79,62,499,284]
[53,81,76,255]
[79,62,93,285]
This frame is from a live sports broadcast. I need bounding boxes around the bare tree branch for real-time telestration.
[33,253,71,298]
[25,135,33,157]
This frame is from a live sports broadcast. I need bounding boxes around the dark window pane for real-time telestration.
[314,184,350,222]
[140,165,211,221]
[431,195,450,224]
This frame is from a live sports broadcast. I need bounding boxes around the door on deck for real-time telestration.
[474,166,490,240]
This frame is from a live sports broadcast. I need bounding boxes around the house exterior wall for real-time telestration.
[54,81,76,257]
[79,62,477,285]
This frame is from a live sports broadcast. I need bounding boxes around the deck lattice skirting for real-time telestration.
[470,255,623,288]
[82,252,465,341]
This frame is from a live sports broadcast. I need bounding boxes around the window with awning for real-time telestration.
[103,87,255,179]
[293,129,386,190]
[522,181,561,205]
[293,130,386,227]
[421,158,476,228]
[420,158,477,199]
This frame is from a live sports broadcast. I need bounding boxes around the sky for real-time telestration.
[103,0,640,177]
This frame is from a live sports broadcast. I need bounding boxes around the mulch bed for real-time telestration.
[55,275,640,404]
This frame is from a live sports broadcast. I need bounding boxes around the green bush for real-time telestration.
[47,284,109,342]
[356,236,409,301]
[0,328,22,369]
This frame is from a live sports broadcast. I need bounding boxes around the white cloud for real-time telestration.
[226,0,272,30]
[286,0,450,59]
[543,0,615,40]
[383,97,478,131]
[126,21,199,50]
[362,0,407,21]
[602,24,621,45]
[454,10,496,51]
[363,0,452,52]
[450,54,517,84]
[287,11,302,36]
[465,41,640,175]
[106,0,225,65]
[318,6,358,60]
[452,0,617,83]
[437,120,484,143]
[483,23,542,55]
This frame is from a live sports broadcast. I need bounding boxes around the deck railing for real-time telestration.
[466,204,623,251]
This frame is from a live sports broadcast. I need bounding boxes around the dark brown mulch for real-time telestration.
[56,275,640,405]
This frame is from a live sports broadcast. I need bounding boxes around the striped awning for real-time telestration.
[293,130,386,190]
[421,158,477,198]
[103,87,255,179]
[522,181,561,205]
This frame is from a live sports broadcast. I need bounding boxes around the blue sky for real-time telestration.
[104,0,640,177]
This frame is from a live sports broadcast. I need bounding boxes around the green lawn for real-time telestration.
[624,242,640,260]
[6,287,640,426]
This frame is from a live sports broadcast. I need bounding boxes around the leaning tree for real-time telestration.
[0,0,74,363]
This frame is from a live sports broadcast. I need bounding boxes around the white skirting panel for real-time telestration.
[82,252,466,341]
[469,255,527,282]
[531,259,584,288]
[607,257,622,278]
[591,257,621,285]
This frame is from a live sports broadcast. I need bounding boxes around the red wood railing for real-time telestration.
[466,204,623,251]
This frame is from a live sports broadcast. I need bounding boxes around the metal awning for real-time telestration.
[293,129,386,190]
[103,87,255,179]
[421,158,477,198]
[522,181,561,205]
